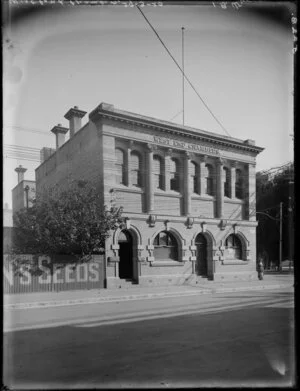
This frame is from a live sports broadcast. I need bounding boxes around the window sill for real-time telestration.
[154,191,182,198]
[222,259,248,265]
[191,194,215,200]
[224,197,244,204]
[114,186,144,194]
[149,260,185,267]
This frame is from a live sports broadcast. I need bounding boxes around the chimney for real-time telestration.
[40,147,56,163]
[64,106,87,137]
[50,123,69,149]
[15,165,27,183]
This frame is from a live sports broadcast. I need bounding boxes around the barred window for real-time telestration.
[225,234,242,260]
[223,167,230,197]
[205,164,214,195]
[131,151,142,187]
[153,231,178,261]
[170,158,180,191]
[190,161,198,194]
[115,148,125,185]
[153,155,163,190]
[236,169,243,199]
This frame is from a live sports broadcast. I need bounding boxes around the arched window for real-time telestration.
[205,164,214,195]
[225,234,242,260]
[190,161,198,194]
[223,167,230,197]
[153,231,178,261]
[131,151,142,187]
[170,158,180,191]
[115,148,125,185]
[153,155,163,190]
[236,169,243,199]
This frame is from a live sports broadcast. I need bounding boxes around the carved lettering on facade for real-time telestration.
[153,136,220,156]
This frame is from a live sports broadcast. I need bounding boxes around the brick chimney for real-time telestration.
[50,123,69,149]
[40,147,56,163]
[15,165,27,183]
[64,106,87,137]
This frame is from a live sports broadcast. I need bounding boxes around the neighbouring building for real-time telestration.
[36,102,264,288]
[12,165,36,215]
[3,203,13,227]
[3,203,13,253]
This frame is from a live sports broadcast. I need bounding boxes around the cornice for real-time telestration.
[89,106,264,155]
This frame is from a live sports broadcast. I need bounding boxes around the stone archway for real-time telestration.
[115,225,141,282]
[192,229,216,279]
[149,227,186,262]
[118,230,133,279]
[222,231,249,261]
[195,233,208,276]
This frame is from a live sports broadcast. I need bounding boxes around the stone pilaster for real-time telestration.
[230,162,237,199]
[184,152,191,215]
[103,134,116,206]
[216,158,224,218]
[164,148,172,191]
[199,155,208,196]
[245,163,256,220]
[126,141,133,187]
[146,144,155,213]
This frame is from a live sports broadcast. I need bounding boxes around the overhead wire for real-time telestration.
[136,6,231,137]
[4,125,52,136]
[169,110,183,122]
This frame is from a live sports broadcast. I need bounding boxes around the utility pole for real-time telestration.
[279,202,283,271]
[182,26,185,126]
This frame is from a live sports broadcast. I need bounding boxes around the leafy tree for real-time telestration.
[256,163,294,267]
[12,180,123,259]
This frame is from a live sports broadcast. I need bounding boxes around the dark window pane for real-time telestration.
[207,178,213,195]
[159,232,167,246]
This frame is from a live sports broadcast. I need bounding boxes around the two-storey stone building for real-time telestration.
[36,102,264,288]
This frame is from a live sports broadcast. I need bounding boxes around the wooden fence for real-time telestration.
[3,254,105,294]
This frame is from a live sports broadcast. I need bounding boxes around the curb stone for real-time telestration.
[4,283,293,310]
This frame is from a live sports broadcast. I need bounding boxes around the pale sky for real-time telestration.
[3,2,294,208]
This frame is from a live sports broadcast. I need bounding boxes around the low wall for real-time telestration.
[3,254,105,294]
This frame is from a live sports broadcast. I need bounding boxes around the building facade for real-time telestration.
[36,102,264,288]
[12,165,36,215]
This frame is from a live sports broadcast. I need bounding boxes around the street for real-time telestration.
[4,288,294,388]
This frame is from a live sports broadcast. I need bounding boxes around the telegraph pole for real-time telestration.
[279,202,283,271]
[182,26,185,126]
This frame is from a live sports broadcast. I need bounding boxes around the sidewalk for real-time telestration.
[4,274,294,310]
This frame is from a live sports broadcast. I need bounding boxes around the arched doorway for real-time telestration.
[118,230,133,279]
[195,233,207,276]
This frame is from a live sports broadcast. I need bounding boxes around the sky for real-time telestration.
[3,1,295,208]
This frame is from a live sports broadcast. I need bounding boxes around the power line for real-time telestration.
[4,125,52,137]
[4,145,42,153]
[136,6,231,137]
[169,110,183,122]
[4,155,41,162]
[257,204,281,213]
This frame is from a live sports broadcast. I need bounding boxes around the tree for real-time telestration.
[12,180,123,259]
[256,163,294,267]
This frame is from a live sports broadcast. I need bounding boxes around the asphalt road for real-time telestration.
[4,288,294,388]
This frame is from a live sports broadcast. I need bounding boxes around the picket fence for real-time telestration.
[3,254,105,294]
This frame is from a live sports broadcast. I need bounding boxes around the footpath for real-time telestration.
[4,273,294,310]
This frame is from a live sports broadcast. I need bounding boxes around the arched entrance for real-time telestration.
[195,233,207,276]
[118,230,134,279]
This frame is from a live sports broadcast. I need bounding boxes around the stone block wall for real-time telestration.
[36,122,103,202]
